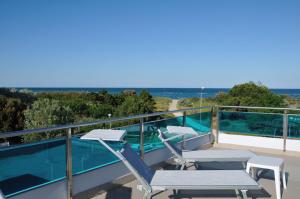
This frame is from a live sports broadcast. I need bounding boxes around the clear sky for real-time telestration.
[0,0,299,88]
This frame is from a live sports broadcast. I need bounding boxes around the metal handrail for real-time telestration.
[219,105,300,111]
[0,106,212,139]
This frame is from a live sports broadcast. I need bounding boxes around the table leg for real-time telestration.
[274,168,281,199]
[282,164,287,189]
[246,164,251,174]
[241,190,248,199]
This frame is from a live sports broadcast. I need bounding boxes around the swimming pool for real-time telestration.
[0,112,211,197]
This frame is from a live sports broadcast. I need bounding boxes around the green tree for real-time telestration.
[87,103,113,118]
[23,98,74,142]
[215,82,286,108]
[114,90,155,117]
[0,96,26,143]
[115,96,141,116]
[138,90,155,114]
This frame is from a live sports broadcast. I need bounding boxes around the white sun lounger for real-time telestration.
[80,129,261,199]
[158,128,256,169]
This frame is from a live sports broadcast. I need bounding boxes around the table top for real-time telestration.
[167,126,198,136]
[80,129,127,141]
[248,155,284,167]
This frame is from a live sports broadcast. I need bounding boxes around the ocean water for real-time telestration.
[14,87,300,99]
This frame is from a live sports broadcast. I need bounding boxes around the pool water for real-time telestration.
[0,113,211,197]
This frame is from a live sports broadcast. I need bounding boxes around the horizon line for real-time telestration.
[2,86,300,90]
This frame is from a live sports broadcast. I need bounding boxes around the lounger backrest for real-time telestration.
[117,143,154,192]
[157,129,184,161]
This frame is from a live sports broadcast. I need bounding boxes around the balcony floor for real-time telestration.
[76,144,300,199]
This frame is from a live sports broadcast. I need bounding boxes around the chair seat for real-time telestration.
[182,149,255,162]
[150,170,260,190]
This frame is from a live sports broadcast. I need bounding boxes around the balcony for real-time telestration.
[0,106,300,199]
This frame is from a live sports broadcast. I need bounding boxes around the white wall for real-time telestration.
[218,132,300,152]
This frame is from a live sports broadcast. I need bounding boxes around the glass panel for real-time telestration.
[219,111,283,137]
[0,137,66,197]
[288,115,300,138]
[72,137,120,175]
[185,112,212,133]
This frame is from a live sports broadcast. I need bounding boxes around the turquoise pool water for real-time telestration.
[0,113,211,197]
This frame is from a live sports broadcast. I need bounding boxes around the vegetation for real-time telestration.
[23,98,75,142]
[0,88,156,143]
[215,82,286,108]
[177,97,215,114]
[0,83,298,144]
[154,97,172,112]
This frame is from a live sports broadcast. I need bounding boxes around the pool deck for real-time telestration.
[75,144,300,199]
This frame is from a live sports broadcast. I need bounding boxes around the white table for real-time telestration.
[246,156,287,199]
[80,129,126,141]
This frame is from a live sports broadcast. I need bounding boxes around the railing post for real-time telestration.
[215,106,219,144]
[283,110,288,152]
[182,111,187,127]
[181,135,186,150]
[210,106,214,142]
[66,128,73,199]
[139,118,145,159]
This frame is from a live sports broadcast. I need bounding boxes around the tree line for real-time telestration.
[0,88,155,144]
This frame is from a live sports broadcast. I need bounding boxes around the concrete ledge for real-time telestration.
[218,132,300,153]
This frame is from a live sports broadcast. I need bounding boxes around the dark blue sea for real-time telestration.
[13,87,300,99]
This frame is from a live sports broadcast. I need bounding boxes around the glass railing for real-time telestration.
[219,110,300,139]
[185,112,212,133]
[0,108,212,197]
[219,111,284,137]
[0,137,67,197]
[288,114,300,138]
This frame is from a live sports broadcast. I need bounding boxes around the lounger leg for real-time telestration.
[143,192,151,199]
[241,190,248,199]
[180,163,185,170]
[173,189,177,198]
[235,189,241,199]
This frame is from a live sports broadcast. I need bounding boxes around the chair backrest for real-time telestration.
[157,129,184,162]
[117,143,154,192]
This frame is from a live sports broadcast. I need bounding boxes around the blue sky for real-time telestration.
[0,0,299,88]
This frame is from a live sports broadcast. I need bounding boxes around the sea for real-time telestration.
[12,88,300,99]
